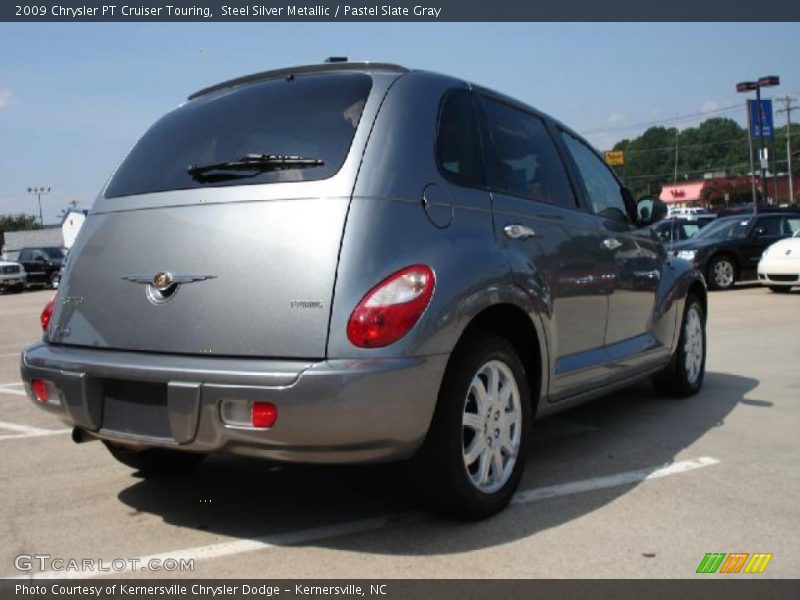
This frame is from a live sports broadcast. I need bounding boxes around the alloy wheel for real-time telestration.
[461,359,522,494]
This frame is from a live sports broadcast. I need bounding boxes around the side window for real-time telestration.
[436,90,484,188]
[479,97,576,208]
[756,217,782,236]
[785,217,800,234]
[19,250,30,261]
[560,131,629,223]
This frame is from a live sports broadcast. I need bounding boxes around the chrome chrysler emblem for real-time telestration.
[123,272,216,304]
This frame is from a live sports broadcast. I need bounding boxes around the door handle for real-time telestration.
[602,237,622,250]
[503,224,536,240]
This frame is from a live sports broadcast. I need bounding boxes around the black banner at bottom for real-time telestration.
[2,580,800,600]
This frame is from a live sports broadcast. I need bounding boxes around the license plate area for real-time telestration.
[102,379,171,439]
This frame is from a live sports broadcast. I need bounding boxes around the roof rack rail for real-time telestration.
[188,62,409,100]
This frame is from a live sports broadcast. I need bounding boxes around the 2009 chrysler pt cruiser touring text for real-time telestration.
[22,61,707,518]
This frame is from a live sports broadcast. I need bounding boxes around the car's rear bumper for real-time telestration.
[20,343,447,463]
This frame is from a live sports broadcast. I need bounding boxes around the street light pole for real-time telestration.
[755,84,767,207]
[27,186,51,226]
[745,99,757,205]
[737,75,780,214]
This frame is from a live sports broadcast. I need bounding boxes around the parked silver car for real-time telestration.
[21,61,707,518]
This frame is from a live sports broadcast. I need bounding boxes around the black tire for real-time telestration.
[103,441,206,477]
[654,294,706,397]
[769,286,792,293]
[49,272,60,289]
[410,333,531,519]
[706,255,736,291]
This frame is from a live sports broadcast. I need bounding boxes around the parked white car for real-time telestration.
[758,230,800,292]
[0,260,26,293]
[668,207,714,218]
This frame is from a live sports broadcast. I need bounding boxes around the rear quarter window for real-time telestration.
[436,89,485,188]
[104,73,372,198]
[479,97,577,209]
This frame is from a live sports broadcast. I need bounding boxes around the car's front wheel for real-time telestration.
[654,294,706,396]
[103,442,206,477]
[707,255,736,290]
[411,333,531,519]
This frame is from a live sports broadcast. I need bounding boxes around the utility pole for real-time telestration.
[673,117,679,184]
[776,96,797,205]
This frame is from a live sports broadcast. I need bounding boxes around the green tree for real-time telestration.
[611,118,751,198]
[0,213,39,232]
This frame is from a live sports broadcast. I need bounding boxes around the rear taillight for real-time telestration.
[347,265,435,348]
[31,379,48,403]
[41,295,56,332]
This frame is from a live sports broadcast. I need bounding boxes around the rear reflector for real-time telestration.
[220,399,278,429]
[31,379,48,403]
[251,402,278,428]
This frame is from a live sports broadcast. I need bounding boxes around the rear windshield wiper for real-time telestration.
[187,154,325,179]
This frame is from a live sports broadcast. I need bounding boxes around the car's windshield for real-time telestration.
[695,217,751,240]
[104,73,372,198]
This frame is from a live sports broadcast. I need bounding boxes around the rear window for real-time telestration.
[104,73,372,198]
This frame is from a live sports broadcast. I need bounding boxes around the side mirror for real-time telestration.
[752,226,768,237]
[636,196,668,226]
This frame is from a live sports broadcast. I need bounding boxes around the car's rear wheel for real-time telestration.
[411,333,530,519]
[654,294,706,396]
[769,286,792,293]
[49,272,60,289]
[103,441,206,477]
[707,256,736,290]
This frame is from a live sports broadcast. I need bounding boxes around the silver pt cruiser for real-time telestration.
[22,60,707,518]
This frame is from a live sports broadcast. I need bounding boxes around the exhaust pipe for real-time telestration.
[71,427,99,444]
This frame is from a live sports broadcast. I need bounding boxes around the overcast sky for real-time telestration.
[1,22,798,223]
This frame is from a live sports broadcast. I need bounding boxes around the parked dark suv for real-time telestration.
[21,61,707,518]
[17,246,66,289]
[670,212,800,290]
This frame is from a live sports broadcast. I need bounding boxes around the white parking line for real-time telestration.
[0,420,69,441]
[0,352,22,358]
[13,456,719,579]
[511,456,720,503]
[0,382,26,397]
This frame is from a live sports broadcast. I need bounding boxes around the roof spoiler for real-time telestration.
[188,62,409,100]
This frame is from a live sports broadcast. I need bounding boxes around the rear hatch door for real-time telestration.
[49,71,388,358]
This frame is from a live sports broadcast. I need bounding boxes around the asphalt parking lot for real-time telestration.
[1,286,798,579]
